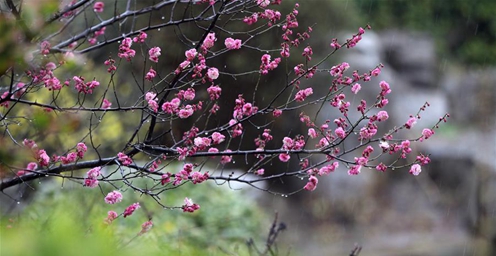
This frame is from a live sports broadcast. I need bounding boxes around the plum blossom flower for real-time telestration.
[148,47,161,62]
[211,132,225,144]
[304,175,318,191]
[202,32,216,49]
[405,117,417,129]
[145,68,157,81]
[335,127,346,139]
[84,167,101,188]
[308,128,317,139]
[377,111,389,122]
[76,142,87,158]
[178,105,194,119]
[185,48,197,61]
[351,83,361,94]
[279,153,290,162]
[207,67,219,80]
[138,220,153,235]
[118,152,132,166]
[255,168,265,176]
[102,99,112,109]
[105,191,123,204]
[93,2,104,12]
[123,202,140,218]
[37,150,50,167]
[220,150,233,164]
[421,128,434,141]
[409,164,422,176]
[104,211,118,224]
[294,88,313,102]
[224,38,242,50]
[348,165,361,175]
[182,197,200,213]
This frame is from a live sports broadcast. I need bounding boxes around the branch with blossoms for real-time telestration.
[1,0,448,222]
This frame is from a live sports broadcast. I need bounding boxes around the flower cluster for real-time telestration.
[182,197,200,213]
[84,167,102,188]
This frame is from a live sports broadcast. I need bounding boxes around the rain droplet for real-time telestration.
[158,28,161,31]
[192,43,195,46]
[161,16,165,20]
[17,201,20,205]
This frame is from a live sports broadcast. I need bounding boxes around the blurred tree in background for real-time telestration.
[355,0,496,66]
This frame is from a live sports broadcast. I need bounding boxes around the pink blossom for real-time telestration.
[87,167,102,179]
[304,176,318,191]
[335,127,346,139]
[405,117,417,129]
[351,83,361,94]
[117,38,136,61]
[308,128,317,139]
[182,88,195,101]
[76,142,87,158]
[105,191,123,204]
[104,211,118,224]
[376,163,387,172]
[84,178,99,188]
[162,98,181,113]
[348,165,361,175]
[202,32,216,49]
[133,31,148,43]
[38,150,50,167]
[145,92,156,101]
[211,132,225,144]
[379,81,391,95]
[355,156,368,166]
[207,85,222,100]
[318,162,339,176]
[409,164,422,176]
[224,38,242,50]
[220,150,233,164]
[93,2,104,12]
[207,67,219,80]
[377,111,389,122]
[178,105,194,119]
[279,153,290,162]
[371,67,381,76]
[123,202,140,218]
[257,0,270,7]
[101,98,112,109]
[118,152,133,166]
[148,47,161,62]
[145,67,157,81]
[273,109,282,117]
[193,137,211,149]
[23,139,38,149]
[255,168,265,176]
[190,171,209,184]
[161,172,172,185]
[379,141,389,151]
[294,88,313,102]
[182,197,200,213]
[421,128,434,141]
[185,48,197,61]
[27,162,38,171]
[139,220,153,235]
[60,152,77,164]
[40,41,50,55]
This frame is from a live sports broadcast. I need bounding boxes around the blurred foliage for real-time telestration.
[1,172,268,256]
[354,0,496,66]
